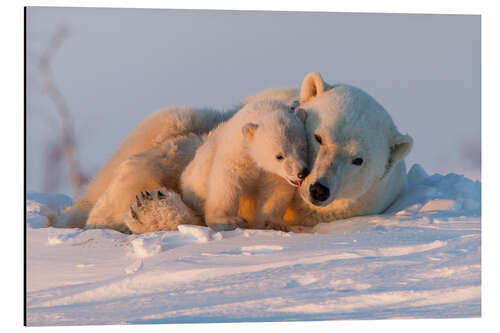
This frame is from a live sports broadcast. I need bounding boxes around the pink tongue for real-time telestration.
[297,180,303,187]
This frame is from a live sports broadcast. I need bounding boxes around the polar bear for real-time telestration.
[277,73,413,227]
[84,134,207,233]
[180,99,308,231]
[50,72,412,232]
[179,73,412,229]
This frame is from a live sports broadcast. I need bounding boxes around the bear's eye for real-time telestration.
[276,154,284,161]
[352,157,364,166]
[314,134,323,145]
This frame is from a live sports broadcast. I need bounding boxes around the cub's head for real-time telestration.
[242,102,309,187]
[297,72,413,207]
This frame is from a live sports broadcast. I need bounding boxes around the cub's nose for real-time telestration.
[297,168,310,180]
[310,182,330,202]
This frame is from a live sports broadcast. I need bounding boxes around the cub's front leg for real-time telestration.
[254,174,296,232]
[204,166,249,232]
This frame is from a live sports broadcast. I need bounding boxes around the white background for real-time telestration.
[1,0,499,332]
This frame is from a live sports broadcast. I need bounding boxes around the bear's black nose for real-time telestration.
[297,168,309,180]
[310,182,330,202]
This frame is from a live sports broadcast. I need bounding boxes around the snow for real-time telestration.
[26,192,72,229]
[25,164,481,326]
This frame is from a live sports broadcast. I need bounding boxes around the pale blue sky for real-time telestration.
[26,7,480,195]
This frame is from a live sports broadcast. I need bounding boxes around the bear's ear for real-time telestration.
[300,72,327,103]
[242,123,259,140]
[293,108,307,123]
[388,133,413,167]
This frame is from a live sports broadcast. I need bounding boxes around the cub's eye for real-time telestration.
[276,154,284,161]
[314,134,323,145]
[352,157,364,166]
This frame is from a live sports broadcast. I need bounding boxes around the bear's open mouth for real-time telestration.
[288,179,303,187]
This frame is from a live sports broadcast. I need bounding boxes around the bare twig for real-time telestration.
[39,25,88,195]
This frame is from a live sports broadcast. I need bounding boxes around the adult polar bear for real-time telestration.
[51,72,413,232]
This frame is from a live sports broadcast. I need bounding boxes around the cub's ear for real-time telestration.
[388,133,413,167]
[242,123,259,140]
[293,107,307,123]
[300,72,327,103]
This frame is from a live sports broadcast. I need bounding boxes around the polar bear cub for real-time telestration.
[181,99,309,231]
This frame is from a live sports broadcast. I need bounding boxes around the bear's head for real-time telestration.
[242,101,309,187]
[297,72,413,207]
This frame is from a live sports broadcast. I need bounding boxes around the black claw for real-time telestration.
[145,191,153,200]
[135,195,142,207]
[157,190,166,199]
[130,207,138,220]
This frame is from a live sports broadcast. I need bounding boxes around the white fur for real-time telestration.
[85,134,205,231]
[251,73,413,226]
[200,73,412,227]
[181,100,308,231]
[50,72,412,232]
[50,105,232,230]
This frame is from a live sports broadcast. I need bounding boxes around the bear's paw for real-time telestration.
[125,188,201,234]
